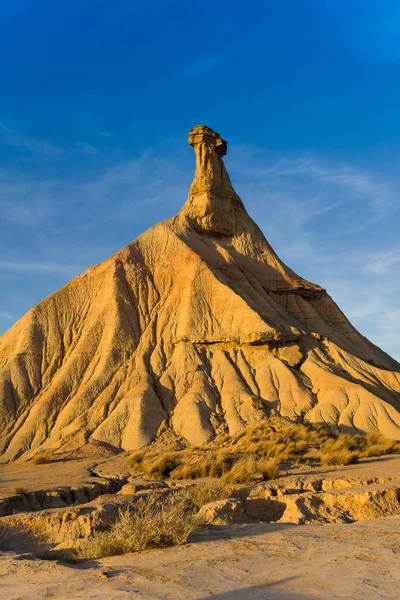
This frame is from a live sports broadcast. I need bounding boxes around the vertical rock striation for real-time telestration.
[0,125,399,461]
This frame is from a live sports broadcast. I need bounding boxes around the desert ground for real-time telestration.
[0,455,399,600]
[1,516,399,600]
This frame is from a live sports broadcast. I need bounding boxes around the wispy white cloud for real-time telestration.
[1,148,189,229]
[231,152,397,231]
[365,249,400,274]
[0,124,65,158]
[0,123,102,162]
[0,310,14,321]
[0,260,82,275]
[75,142,98,156]
[0,180,54,226]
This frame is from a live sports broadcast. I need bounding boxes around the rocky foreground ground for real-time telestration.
[0,455,399,599]
[1,515,399,600]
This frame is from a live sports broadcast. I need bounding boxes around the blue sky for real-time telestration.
[0,0,399,360]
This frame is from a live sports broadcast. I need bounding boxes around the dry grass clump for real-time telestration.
[0,482,233,561]
[12,486,26,495]
[75,494,201,560]
[226,418,331,463]
[130,448,279,484]
[128,418,400,481]
[320,432,400,465]
[73,483,233,561]
[31,451,55,465]
[218,419,400,465]
[170,451,237,480]
[221,457,279,484]
[181,481,235,507]
[128,451,144,468]
[361,433,400,457]
[321,449,359,466]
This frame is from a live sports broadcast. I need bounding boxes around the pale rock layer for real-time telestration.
[0,125,399,461]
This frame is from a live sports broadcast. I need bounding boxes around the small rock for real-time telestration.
[118,481,168,495]
[197,498,243,525]
[98,569,110,579]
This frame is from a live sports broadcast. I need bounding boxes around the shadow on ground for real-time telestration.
[188,522,297,544]
[200,577,314,599]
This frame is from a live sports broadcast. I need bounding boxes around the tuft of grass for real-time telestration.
[144,453,182,478]
[182,481,236,508]
[130,448,280,485]
[221,457,279,484]
[32,451,55,465]
[74,483,236,560]
[1,482,235,561]
[72,491,207,560]
[170,451,236,480]
[361,433,400,458]
[258,458,280,481]
[321,450,359,466]
[128,451,144,468]
[12,486,26,495]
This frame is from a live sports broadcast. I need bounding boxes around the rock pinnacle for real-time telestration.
[180,125,242,235]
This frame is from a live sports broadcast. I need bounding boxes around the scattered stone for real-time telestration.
[197,498,244,525]
[118,481,168,495]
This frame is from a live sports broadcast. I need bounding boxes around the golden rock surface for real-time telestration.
[0,126,399,461]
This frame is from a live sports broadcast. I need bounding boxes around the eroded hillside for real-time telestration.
[0,125,399,461]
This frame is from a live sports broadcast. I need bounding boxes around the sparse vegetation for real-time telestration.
[128,418,400,480]
[74,481,239,560]
[182,481,237,507]
[12,486,26,495]
[221,457,279,484]
[321,450,359,466]
[131,448,278,484]
[7,482,232,561]
[361,433,400,457]
[31,451,55,465]
[75,493,203,560]
[3,420,398,563]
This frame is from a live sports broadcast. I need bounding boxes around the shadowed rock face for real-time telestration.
[0,126,399,461]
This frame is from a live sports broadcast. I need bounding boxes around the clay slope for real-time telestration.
[0,125,399,461]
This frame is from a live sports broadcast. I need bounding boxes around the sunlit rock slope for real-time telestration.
[0,125,399,461]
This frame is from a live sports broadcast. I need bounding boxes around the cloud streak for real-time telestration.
[365,249,400,274]
[0,260,82,275]
[0,311,14,321]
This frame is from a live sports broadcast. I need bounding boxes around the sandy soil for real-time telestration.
[0,515,399,599]
[0,459,99,499]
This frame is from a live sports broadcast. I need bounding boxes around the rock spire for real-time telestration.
[0,125,399,461]
[182,125,243,235]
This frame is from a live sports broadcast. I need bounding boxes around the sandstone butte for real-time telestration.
[0,125,400,463]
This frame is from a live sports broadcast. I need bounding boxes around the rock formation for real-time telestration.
[0,125,399,461]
